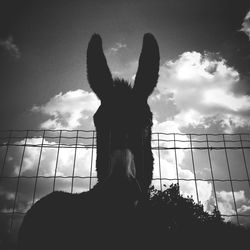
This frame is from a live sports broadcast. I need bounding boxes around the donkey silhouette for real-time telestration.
[18,33,160,250]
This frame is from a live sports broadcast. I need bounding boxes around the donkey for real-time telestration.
[88,33,159,196]
[18,33,160,250]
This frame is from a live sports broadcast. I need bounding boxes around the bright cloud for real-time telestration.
[108,42,127,53]
[0,136,96,214]
[218,190,246,204]
[0,36,21,59]
[240,10,250,40]
[11,137,95,179]
[157,51,250,132]
[152,120,212,208]
[217,190,250,223]
[32,89,100,129]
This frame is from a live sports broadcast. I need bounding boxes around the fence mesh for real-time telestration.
[0,129,250,238]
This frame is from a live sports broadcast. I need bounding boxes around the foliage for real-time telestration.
[148,183,224,229]
[140,183,250,247]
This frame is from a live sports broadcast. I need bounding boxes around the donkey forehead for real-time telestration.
[93,79,153,128]
[110,80,134,99]
[93,101,152,127]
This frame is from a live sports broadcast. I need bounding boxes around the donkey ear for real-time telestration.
[87,34,113,101]
[133,33,160,100]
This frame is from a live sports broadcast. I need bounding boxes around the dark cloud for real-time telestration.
[0,36,21,60]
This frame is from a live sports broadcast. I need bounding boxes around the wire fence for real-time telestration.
[0,129,250,237]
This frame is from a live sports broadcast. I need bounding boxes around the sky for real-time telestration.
[1,0,250,233]
[0,0,250,133]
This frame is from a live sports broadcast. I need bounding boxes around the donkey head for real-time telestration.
[87,33,159,196]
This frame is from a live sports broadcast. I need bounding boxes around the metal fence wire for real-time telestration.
[0,130,250,236]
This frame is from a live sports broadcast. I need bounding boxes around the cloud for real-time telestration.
[12,137,96,179]
[156,51,250,132]
[32,89,100,129]
[0,36,21,59]
[107,42,127,54]
[152,120,213,208]
[240,10,250,40]
[0,136,96,214]
[105,42,137,80]
[218,190,246,205]
[216,190,250,223]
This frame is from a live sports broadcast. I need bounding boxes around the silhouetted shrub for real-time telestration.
[138,183,250,248]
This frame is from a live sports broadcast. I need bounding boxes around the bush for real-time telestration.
[138,183,250,248]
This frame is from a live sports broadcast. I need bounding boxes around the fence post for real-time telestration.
[173,133,179,186]
[223,134,239,225]
[89,130,95,190]
[206,134,218,209]
[0,130,12,177]
[32,130,46,205]
[71,130,79,193]
[239,134,250,191]
[52,130,62,191]
[189,134,199,204]
[10,130,29,233]
[157,133,162,191]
